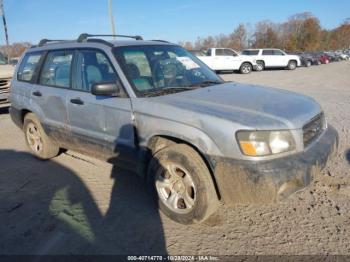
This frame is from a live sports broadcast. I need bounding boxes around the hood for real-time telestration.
[0,65,15,78]
[148,83,322,130]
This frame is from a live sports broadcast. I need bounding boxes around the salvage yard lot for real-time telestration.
[0,61,350,255]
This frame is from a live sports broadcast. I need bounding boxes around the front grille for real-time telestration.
[0,78,11,93]
[303,113,325,147]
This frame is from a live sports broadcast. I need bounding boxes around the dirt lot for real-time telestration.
[0,61,350,256]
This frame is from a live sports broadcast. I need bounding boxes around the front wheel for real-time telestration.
[148,144,218,224]
[287,60,297,70]
[305,60,312,67]
[239,62,252,74]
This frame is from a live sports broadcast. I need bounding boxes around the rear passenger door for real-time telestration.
[66,49,135,159]
[262,49,275,67]
[37,50,74,143]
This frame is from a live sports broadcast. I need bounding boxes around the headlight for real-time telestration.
[236,130,296,157]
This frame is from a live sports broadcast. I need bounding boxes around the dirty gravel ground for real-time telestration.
[0,61,349,256]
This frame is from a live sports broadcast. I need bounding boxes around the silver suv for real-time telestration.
[10,34,338,224]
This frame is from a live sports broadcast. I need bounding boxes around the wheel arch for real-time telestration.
[146,134,222,200]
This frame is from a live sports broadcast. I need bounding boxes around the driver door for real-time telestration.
[66,49,134,159]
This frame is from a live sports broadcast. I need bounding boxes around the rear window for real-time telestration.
[242,50,259,56]
[17,52,43,82]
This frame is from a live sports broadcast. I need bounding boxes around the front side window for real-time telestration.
[39,50,73,88]
[223,49,236,56]
[273,50,284,56]
[114,45,223,97]
[73,49,117,92]
[17,52,43,82]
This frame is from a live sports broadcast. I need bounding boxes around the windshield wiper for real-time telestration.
[189,80,223,87]
[143,87,195,97]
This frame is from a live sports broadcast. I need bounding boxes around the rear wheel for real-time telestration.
[287,60,297,70]
[305,60,312,67]
[239,62,252,74]
[255,61,264,71]
[23,113,59,159]
[148,144,218,224]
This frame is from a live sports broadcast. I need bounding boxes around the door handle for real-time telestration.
[32,91,42,97]
[70,98,84,105]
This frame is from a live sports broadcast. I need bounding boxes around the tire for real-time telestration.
[255,61,264,71]
[23,113,60,159]
[239,62,252,74]
[287,60,297,70]
[305,60,312,67]
[148,144,218,224]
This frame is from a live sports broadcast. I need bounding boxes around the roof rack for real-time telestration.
[37,39,68,47]
[151,40,170,43]
[77,33,143,42]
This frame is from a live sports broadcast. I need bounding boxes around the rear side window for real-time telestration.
[262,50,274,55]
[17,53,43,82]
[39,50,73,88]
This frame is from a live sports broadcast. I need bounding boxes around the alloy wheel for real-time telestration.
[155,163,196,214]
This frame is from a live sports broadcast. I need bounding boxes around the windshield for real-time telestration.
[114,45,223,97]
[0,53,7,65]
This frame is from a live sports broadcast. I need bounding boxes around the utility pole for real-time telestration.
[0,0,10,62]
[108,0,116,39]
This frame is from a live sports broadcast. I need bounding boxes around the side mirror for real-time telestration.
[91,82,120,96]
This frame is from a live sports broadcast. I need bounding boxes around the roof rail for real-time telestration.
[37,39,68,47]
[151,40,170,43]
[77,33,143,42]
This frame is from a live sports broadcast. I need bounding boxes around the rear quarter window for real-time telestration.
[17,52,43,82]
[262,50,274,55]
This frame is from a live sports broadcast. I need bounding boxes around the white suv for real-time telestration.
[242,48,301,71]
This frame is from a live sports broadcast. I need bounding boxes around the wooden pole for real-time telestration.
[0,0,10,62]
[108,0,116,39]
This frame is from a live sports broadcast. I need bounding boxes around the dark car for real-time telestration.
[294,52,321,67]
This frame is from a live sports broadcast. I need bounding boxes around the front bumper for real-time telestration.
[210,125,338,205]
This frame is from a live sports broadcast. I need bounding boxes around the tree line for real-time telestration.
[179,12,350,52]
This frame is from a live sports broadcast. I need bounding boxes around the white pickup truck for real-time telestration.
[241,48,301,71]
[0,52,14,107]
[194,48,257,74]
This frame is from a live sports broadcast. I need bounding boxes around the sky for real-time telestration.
[1,0,350,45]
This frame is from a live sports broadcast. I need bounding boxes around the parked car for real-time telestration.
[10,34,338,224]
[314,52,330,64]
[291,52,320,67]
[0,52,15,107]
[242,48,301,70]
[195,48,258,74]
